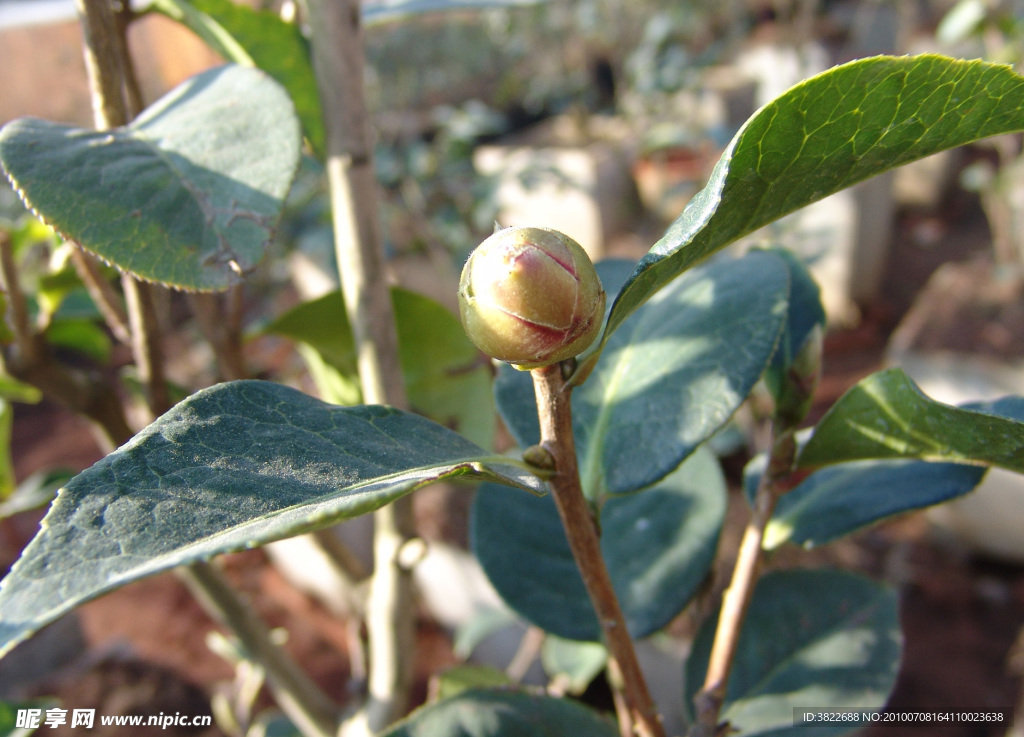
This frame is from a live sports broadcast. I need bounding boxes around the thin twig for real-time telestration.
[74,6,342,737]
[69,247,132,345]
[690,475,777,737]
[178,562,340,737]
[606,658,636,737]
[188,291,249,381]
[122,275,170,418]
[690,428,797,737]
[0,223,130,451]
[308,1,417,734]
[505,626,545,683]
[531,364,666,737]
[0,231,37,363]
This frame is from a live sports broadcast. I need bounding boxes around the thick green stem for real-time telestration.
[307,1,416,732]
[531,364,665,737]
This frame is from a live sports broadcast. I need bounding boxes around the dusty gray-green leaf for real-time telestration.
[0,381,541,658]
[798,368,1024,473]
[380,688,618,737]
[606,55,1024,341]
[686,569,901,737]
[0,65,300,290]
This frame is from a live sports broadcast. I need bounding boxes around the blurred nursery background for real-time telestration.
[1,0,1024,735]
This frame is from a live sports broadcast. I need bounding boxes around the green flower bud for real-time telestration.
[458,226,606,369]
[772,323,824,431]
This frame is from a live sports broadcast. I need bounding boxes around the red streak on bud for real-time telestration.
[458,226,605,368]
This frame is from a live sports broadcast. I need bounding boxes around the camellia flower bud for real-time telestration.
[458,226,606,369]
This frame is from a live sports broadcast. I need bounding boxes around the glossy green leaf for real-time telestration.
[0,381,542,658]
[0,65,301,290]
[605,55,1024,342]
[150,0,324,155]
[686,569,901,737]
[265,288,495,449]
[498,251,787,496]
[472,446,726,641]
[541,636,608,694]
[744,457,986,549]
[798,368,1024,473]
[763,392,1024,547]
[381,688,618,737]
[577,249,787,496]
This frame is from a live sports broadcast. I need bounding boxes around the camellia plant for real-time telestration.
[3,2,1024,737]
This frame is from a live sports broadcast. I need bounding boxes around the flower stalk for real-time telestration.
[531,363,665,737]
